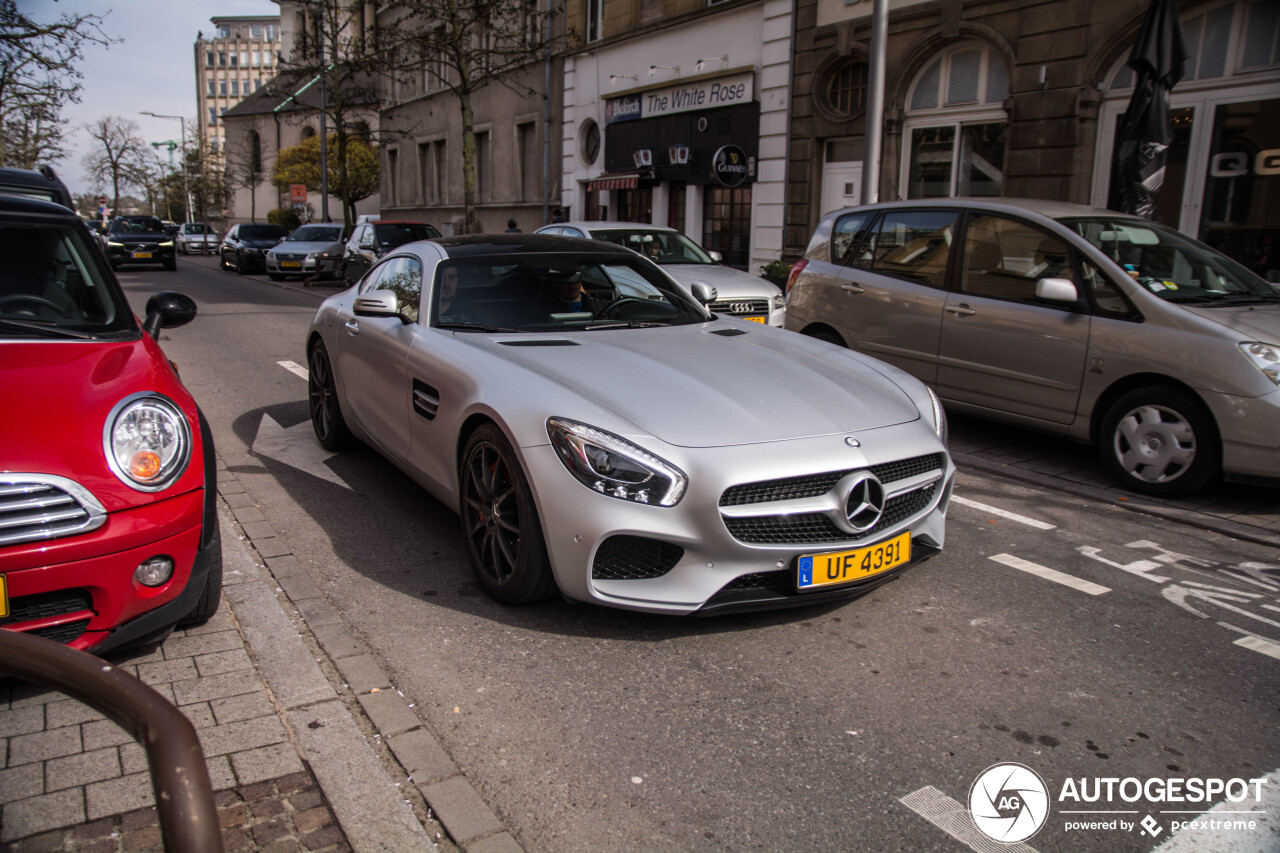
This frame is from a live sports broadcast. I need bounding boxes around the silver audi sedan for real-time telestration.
[306,235,953,614]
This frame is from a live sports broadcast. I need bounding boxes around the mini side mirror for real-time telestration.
[143,291,197,338]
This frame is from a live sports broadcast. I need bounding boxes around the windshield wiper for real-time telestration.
[0,318,97,339]
[435,322,526,333]
[1200,292,1280,305]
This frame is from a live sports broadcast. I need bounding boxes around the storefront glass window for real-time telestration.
[1199,98,1280,280]
[702,186,752,270]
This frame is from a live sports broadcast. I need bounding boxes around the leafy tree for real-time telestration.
[387,0,549,233]
[0,0,114,167]
[271,0,382,230]
[273,133,378,225]
[81,117,151,211]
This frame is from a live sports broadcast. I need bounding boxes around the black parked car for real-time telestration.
[220,223,287,274]
[105,215,177,271]
[0,165,74,210]
[341,220,440,285]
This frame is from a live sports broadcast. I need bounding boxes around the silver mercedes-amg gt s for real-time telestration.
[306,235,955,614]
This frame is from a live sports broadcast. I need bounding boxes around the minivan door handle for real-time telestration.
[946,304,976,317]
[840,283,864,294]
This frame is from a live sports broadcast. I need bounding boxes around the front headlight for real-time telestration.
[103,393,192,492]
[547,417,686,506]
[108,241,123,247]
[159,240,174,247]
[1240,342,1280,387]
[771,293,786,310]
[925,385,949,446]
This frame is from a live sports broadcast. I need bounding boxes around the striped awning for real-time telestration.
[587,173,640,192]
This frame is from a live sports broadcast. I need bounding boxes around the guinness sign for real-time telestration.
[712,145,750,187]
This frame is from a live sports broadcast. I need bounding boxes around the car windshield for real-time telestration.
[589,229,715,265]
[0,218,134,337]
[241,225,286,240]
[1063,217,1278,303]
[183,223,212,234]
[285,225,343,242]
[376,223,439,249]
[431,251,711,332]
[116,217,164,233]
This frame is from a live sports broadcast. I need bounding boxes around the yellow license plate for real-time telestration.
[746,316,766,323]
[282,261,301,269]
[797,531,911,590]
[132,252,152,259]
[1,574,7,617]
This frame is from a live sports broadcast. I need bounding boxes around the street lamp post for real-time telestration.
[140,112,193,223]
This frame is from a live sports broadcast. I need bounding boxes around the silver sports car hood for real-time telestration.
[467,325,920,447]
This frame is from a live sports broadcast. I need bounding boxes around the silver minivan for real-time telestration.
[784,198,1280,497]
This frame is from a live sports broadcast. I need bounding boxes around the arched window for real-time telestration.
[351,120,371,143]
[902,43,1010,198]
[818,59,869,120]
[301,126,316,140]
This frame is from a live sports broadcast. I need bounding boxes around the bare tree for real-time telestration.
[0,0,114,167]
[386,0,548,233]
[81,117,151,212]
[272,0,383,231]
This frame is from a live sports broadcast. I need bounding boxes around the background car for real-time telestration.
[265,223,347,281]
[342,220,440,285]
[535,221,786,326]
[104,215,176,271]
[177,222,218,255]
[220,223,287,274]
[0,194,222,653]
[784,198,1280,497]
[0,164,74,210]
[306,234,952,614]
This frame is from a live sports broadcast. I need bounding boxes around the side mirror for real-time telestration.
[353,290,411,324]
[690,281,718,305]
[1036,277,1078,303]
[143,291,197,339]
[359,241,373,250]
[708,250,723,263]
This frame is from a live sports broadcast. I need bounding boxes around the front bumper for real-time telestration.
[1203,385,1280,483]
[520,422,953,614]
[0,489,207,652]
[266,255,338,277]
[108,244,175,266]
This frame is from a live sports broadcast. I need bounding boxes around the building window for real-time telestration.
[231,80,240,97]
[387,149,399,207]
[206,51,215,67]
[903,43,1009,199]
[518,123,538,201]
[250,131,262,174]
[209,107,217,126]
[220,81,227,96]
[251,50,261,67]
[418,143,431,204]
[217,25,230,39]
[702,186,751,270]
[229,52,239,68]
[218,51,226,67]
[266,24,277,41]
[821,61,869,118]
[251,24,263,39]
[579,119,600,166]
[433,140,447,204]
[476,131,491,203]
[208,80,216,96]
[586,0,602,42]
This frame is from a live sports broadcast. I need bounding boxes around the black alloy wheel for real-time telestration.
[459,424,555,604]
[307,340,354,451]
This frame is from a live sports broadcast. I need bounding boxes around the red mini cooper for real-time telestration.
[0,191,221,654]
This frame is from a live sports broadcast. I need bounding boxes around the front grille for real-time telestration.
[274,253,306,262]
[30,619,90,645]
[1,589,93,626]
[709,298,769,316]
[724,485,936,544]
[0,478,106,547]
[720,453,945,507]
[592,535,683,580]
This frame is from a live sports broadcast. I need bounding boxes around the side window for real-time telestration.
[832,211,875,266]
[868,210,957,287]
[562,227,586,238]
[961,214,1079,306]
[378,256,424,321]
[357,257,392,294]
[226,226,237,241]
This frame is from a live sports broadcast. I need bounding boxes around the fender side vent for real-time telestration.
[412,379,440,420]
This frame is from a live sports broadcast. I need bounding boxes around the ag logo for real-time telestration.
[969,763,1050,844]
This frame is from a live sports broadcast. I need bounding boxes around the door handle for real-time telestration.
[945,304,976,317]
[344,319,360,335]
[840,283,864,294]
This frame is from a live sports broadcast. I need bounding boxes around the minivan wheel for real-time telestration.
[1099,386,1219,498]
[804,328,846,348]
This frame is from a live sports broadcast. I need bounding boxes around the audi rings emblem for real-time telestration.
[728,302,756,315]
[843,473,886,533]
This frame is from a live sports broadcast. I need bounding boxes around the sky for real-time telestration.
[23,0,280,197]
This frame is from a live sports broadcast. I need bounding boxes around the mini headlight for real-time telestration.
[1239,342,1280,387]
[103,393,192,491]
[547,417,686,506]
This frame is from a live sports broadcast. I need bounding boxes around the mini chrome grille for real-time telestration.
[0,476,107,547]
[709,298,768,316]
[718,453,945,546]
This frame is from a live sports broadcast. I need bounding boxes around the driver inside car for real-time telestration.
[534,266,609,317]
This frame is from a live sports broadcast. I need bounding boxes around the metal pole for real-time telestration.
[861,0,887,205]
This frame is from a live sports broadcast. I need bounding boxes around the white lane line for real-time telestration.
[900,786,1040,853]
[1152,769,1279,852]
[278,360,309,381]
[1234,635,1280,661]
[953,496,1056,530]
[990,554,1111,596]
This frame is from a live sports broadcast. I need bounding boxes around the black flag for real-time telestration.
[1109,0,1188,219]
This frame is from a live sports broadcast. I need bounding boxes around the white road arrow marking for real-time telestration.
[1161,584,1280,630]
[252,413,351,490]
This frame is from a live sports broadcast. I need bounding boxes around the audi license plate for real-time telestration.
[282,261,302,269]
[0,574,8,617]
[132,252,152,259]
[797,532,911,591]
[746,316,766,323]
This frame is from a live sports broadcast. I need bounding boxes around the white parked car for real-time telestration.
[536,221,786,326]
[177,223,218,255]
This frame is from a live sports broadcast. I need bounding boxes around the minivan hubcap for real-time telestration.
[1115,404,1195,484]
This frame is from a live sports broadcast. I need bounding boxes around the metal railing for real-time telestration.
[0,629,223,852]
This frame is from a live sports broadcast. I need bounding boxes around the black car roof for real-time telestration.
[433,234,632,257]
[0,166,74,210]
[0,193,80,219]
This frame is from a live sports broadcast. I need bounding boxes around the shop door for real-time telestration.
[1199,98,1280,281]
[702,186,752,270]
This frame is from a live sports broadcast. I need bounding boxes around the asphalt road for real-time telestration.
[116,255,1280,852]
